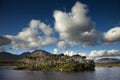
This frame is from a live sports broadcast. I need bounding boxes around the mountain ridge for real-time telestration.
[95,58,120,64]
[0,51,31,60]
[0,50,52,60]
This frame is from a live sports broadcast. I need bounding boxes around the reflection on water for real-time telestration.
[0,67,120,80]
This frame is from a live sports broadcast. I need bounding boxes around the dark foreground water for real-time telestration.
[0,67,120,80]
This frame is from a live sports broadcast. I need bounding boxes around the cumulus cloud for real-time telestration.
[5,19,57,50]
[78,52,86,56]
[103,27,120,43]
[54,1,99,47]
[57,41,68,49]
[53,48,59,54]
[0,36,11,46]
[89,49,120,58]
[64,50,86,56]
[63,51,75,56]
[53,48,86,57]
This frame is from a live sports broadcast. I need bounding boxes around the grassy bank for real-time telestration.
[0,60,24,66]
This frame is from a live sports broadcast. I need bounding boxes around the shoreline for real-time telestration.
[95,63,120,67]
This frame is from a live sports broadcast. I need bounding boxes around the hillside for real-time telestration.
[23,50,72,66]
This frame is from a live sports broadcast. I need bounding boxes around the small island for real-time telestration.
[16,50,95,72]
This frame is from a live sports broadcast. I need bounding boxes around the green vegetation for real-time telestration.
[17,61,95,71]
[25,56,38,60]
[16,54,95,72]
[0,60,24,66]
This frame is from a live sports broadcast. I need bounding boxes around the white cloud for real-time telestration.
[63,50,86,56]
[5,19,57,50]
[53,48,59,54]
[78,52,86,56]
[53,48,86,57]
[64,51,76,56]
[54,1,99,47]
[57,41,67,49]
[89,49,120,58]
[103,27,120,43]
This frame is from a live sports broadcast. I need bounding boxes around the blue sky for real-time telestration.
[0,0,120,58]
[0,0,120,35]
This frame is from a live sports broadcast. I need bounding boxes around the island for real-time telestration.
[16,50,95,72]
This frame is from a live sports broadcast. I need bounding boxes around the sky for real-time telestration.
[0,0,120,58]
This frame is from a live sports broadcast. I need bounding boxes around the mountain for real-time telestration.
[0,50,52,60]
[31,50,51,57]
[24,50,59,65]
[19,52,32,59]
[95,58,120,64]
[0,51,32,60]
[0,52,19,60]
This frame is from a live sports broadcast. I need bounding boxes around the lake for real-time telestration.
[0,67,120,80]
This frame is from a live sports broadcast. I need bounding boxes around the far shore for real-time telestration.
[95,63,120,67]
[0,66,16,69]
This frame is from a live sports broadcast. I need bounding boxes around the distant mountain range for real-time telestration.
[0,51,32,60]
[95,58,120,64]
[1,50,120,64]
[0,50,53,60]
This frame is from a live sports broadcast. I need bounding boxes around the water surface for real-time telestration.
[0,67,120,80]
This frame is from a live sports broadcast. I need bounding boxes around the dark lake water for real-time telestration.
[0,67,120,80]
